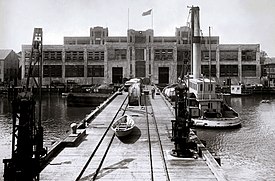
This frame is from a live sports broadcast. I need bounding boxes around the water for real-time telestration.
[196,95,275,180]
[0,94,275,180]
[0,94,93,179]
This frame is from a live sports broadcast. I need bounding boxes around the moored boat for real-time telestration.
[162,80,241,128]
[161,9,241,128]
[111,114,135,137]
[191,103,240,128]
[230,84,253,96]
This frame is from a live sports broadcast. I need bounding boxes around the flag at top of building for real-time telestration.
[142,9,152,16]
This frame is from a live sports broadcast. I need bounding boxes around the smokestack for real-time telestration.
[191,7,201,79]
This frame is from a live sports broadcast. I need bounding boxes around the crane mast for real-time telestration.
[3,28,46,181]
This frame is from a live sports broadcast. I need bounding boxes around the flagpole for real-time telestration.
[151,9,153,30]
[128,8,130,30]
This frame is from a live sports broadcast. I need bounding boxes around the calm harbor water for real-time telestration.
[0,94,275,180]
[197,94,275,181]
[0,94,93,179]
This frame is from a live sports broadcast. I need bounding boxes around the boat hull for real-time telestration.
[112,114,135,137]
[192,117,241,128]
[114,128,134,137]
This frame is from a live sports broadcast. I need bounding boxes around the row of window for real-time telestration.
[25,51,105,62]
[25,49,257,62]
[87,51,104,61]
[154,49,173,61]
[25,65,104,77]
[177,65,257,77]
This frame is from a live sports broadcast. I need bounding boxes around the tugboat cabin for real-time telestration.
[188,78,223,118]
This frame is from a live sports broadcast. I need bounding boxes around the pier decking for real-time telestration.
[40,86,227,181]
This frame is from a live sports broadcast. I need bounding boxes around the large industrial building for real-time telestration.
[21,26,261,87]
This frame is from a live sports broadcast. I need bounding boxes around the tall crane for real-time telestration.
[3,28,46,181]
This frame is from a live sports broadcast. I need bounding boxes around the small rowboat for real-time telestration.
[111,114,135,137]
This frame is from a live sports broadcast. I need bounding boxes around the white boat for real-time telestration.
[162,15,241,128]
[191,103,240,128]
[185,77,241,128]
[111,114,135,137]
[187,18,241,128]
[231,84,252,96]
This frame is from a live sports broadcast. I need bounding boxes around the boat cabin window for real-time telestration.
[209,84,213,91]
[200,84,203,91]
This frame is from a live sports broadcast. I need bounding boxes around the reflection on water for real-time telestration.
[40,94,93,148]
[197,94,275,181]
[0,94,94,178]
[1,94,275,180]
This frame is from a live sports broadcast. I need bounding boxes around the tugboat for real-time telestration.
[187,76,241,128]
[164,7,241,128]
[163,78,241,128]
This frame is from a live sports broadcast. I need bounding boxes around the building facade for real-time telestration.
[262,58,275,87]
[21,26,261,86]
[0,49,19,86]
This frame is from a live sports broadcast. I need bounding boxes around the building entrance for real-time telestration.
[112,67,123,83]
[159,67,169,84]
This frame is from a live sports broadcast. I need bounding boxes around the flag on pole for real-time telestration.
[142,9,152,16]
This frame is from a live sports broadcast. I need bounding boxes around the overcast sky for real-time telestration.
[1,0,275,57]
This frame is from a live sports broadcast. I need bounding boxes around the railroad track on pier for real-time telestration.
[143,93,170,181]
[76,91,170,181]
[76,95,129,181]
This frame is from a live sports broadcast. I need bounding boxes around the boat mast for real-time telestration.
[209,26,212,96]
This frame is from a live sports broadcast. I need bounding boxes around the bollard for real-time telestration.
[70,123,77,134]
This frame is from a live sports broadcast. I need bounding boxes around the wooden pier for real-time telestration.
[40,86,227,181]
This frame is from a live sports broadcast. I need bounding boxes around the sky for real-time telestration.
[0,0,275,57]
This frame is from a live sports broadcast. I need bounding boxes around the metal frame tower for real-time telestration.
[3,28,46,181]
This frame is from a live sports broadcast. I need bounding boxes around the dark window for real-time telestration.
[87,65,104,77]
[220,65,238,77]
[201,65,216,77]
[135,35,146,43]
[115,49,127,60]
[43,65,62,77]
[242,50,256,61]
[177,50,190,64]
[177,64,191,78]
[65,65,84,77]
[87,51,104,61]
[154,49,173,61]
[242,65,256,77]
[202,51,216,61]
[135,49,144,60]
[220,51,238,61]
[65,51,84,62]
[43,51,62,62]
[130,47,132,60]
[25,65,39,77]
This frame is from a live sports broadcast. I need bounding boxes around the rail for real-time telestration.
[75,94,128,181]
[143,90,170,181]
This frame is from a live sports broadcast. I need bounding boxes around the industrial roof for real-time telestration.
[0,49,12,60]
